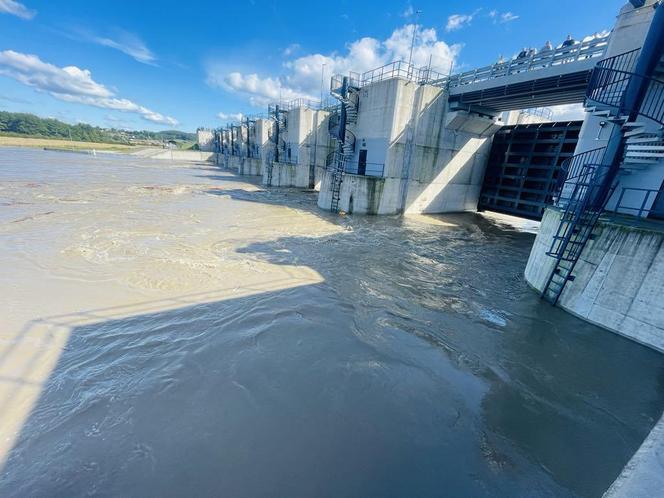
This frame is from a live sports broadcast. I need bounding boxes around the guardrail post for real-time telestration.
[639,190,650,218]
[616,188,626,214]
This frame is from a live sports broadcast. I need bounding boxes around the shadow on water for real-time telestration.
[2,168,664,498]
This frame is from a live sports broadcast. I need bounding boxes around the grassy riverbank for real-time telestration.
[0,135,138,153]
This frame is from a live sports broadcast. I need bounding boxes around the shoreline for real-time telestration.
[0,136,146,153]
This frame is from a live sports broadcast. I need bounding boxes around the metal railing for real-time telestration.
[331,73,361,94]
[268,98,336,115]
[324,152,384,177]
[446,35,610,89]
[597,48,641,74]
[329,35,610,93]
[639,75,664,124]
[359,61,447,87]
[588,68,664,125]
[586,47,664,125]
[556,163,612,209]
[520,107,554,121]
[611,187,664,218]
[554,146,608,202]
[344,161,385,177]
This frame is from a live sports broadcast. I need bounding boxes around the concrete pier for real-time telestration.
[263,105,331,188]
[526,209,664,352]
[317,78,500,214]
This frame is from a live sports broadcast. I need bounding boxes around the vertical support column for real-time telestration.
[274,105,281,164]
[337,77,349,147]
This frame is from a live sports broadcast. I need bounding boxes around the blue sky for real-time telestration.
[0,0,624,132]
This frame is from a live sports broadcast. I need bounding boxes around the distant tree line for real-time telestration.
[0,111,195,144]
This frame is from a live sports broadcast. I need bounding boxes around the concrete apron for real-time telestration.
[603,413,664,498]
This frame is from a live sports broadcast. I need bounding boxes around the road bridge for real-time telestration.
[442,35,610,111]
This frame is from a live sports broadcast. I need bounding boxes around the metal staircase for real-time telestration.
[543,160,613,304]
[542,45,664,304]
[266,105,288,186]
[328,75,360,212]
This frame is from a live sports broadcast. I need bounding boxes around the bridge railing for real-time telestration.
[337,35,610,92]
[445,35,610,89]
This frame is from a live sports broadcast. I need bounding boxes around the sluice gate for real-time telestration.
[479,120,583,220]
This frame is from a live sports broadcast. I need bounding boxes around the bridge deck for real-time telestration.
[347,35,609,111]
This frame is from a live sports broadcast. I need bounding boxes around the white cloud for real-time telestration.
[282,43,300,57]
[217,112,244,122]
[211,71,308,107]
[206,24,461,107]
[446,14,473,32]
[488,10,519,24]
[0,50,177,126]
[87,29,157,65]
[500,12,519,23]
[401,5,414,18]
[550,103,585,121]
[0,0,35,20]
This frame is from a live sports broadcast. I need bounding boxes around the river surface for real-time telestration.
[0,147,663,497]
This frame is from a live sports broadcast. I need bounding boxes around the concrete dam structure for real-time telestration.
[209,32,612,216]
[200,4,664,491]
[205,0,664,348]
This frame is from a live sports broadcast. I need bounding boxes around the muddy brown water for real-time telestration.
[1,148,663,497]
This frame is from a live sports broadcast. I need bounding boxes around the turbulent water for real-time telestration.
[1,147,663,498]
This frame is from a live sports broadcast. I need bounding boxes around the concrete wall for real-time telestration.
[318,170,401,214]
[197,129,214,152]
[262,107,331,188]
[134,149,216,162]
[254,118,271,173]
[525,207,664,352]
[402,108,498,214]
[239,157,262,176]
[322,77,500,215]
[227,155,242,172]
[264,161,297,187]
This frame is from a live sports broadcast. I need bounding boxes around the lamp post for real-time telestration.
[320,63,327,108]
[407,9,422,74]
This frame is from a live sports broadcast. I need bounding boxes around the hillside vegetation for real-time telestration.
[0,111,195,147]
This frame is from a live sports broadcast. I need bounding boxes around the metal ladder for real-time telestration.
[328,77,359,212]
[542,165,614,304]
[330,152,345,212]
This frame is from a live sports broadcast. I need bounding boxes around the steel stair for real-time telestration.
[543,165,613,304]
[542,46,664,305]
[266,105,288,186]
[328,76,360,212]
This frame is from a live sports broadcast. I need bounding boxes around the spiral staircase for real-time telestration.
[266,105,288,186]
[328,75,360,212]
